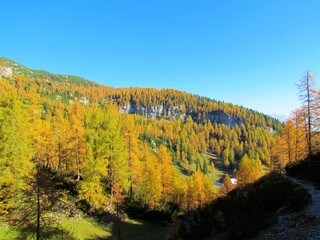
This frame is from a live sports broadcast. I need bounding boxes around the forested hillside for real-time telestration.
[0,57,283,237]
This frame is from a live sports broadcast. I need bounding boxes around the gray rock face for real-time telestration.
[0,66,13,77]
[119,102,244,126]
[120,103,186,120]
[205,110,245,126]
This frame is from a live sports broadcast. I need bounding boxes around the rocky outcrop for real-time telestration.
[119,102,244,126]
[119,103,186,120]
[0,66,13,78]
[205,110,245,126]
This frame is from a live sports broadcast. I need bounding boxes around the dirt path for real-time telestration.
[284,176,320,239]
[256,175,320,240]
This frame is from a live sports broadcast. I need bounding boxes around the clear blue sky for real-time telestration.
[2,0,320,120]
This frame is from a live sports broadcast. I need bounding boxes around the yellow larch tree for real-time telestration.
[157,144,175,204]
[69,101,86,181]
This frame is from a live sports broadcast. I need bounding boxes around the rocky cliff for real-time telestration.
[119,102,244,126]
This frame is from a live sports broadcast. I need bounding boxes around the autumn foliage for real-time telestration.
[0,58,282,217]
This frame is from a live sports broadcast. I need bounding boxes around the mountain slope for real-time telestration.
[0,57,286,239]
[0,57,281,129]
[0,57,282,176]
[0,57,95,86]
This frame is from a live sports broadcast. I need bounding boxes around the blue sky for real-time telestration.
[2,1,320,120]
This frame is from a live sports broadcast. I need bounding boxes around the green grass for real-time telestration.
[0,218,111,239]
[0,226,19,240]
[121,218,167,240]
[63,217,111,239]
[0,216,167,240]
[203,152,227,192]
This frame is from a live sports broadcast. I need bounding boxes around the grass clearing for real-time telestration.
[203,152,228,192]
[0,216,167,240]
[0,218,111,239]
[121,218,168,240]
[63,217,111,239]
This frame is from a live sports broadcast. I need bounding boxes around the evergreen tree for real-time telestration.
[202,158,209,175]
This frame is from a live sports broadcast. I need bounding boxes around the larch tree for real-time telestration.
[292,108,308,161]
[78,105,110,211]
[298,71,317,159]
[157,144,175,204]
[222,148,230,168]
[130,150,143,202]
[69,101,86,180]
[236,155,261,187]
[186,172,203,210]
[283,119,296,163]
[139,143,162,209]
[111,183,126,240]
[281,109,309,163]
[0,86,34,215]
[11,167,68,240]
[210,161,215,174]
[103,105,129,202]
[51,106,68,171]
[186,171,215,210]
[33,116,56,168]
[219,174,234,196]
[271,137,289,170]
[121,114,140,201]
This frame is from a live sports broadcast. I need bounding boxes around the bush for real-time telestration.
[286,157,320,188]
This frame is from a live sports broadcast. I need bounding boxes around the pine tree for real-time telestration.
[202,158,209,175]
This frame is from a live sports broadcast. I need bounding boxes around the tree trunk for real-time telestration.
[76,133,80,181]
[37,185,41,240]
[306,72,312,162]
[116,203,121,240]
